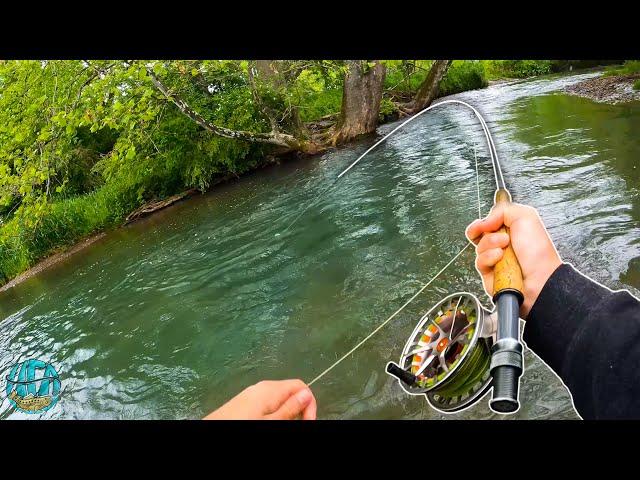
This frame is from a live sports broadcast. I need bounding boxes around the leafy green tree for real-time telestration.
[0,58,491,284]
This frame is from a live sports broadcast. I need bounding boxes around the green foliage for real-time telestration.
[0,58,494,284]
[0,59,270,281]
[603,60,640,77]
[297,88,342,122]
[634,79,640,91]
[483,60,553,79]
[383,61,487,98]
[0,179,140,282]
[384,60,435,93]
[378,97,397,122]
[291,61,344,122]
[439,61,488,96]
[549,60,623,73]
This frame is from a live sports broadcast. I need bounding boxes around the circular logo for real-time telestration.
[5,359,61,414]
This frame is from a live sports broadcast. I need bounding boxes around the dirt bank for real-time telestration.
[564,74,640,104]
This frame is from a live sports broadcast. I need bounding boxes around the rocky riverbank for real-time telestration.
[564,73,640,104]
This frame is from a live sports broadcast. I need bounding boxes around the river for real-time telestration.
[1,71,639,419]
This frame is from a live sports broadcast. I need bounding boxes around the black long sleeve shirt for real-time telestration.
[523,263,640,419]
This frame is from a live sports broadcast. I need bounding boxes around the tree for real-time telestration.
[146,63,320,154]
[400,60,452,115]
[331,60,386,145]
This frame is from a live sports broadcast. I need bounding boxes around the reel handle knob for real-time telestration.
[489,188,524,414]
[386,362,417,387]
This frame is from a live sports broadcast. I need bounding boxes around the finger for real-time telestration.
[254,379,308,414]
[476,248,504,274]
[465,219,484,244]
[301,390,317,420]
[266,388,314,420]
[466,207,505,242]
[476,232,510,255]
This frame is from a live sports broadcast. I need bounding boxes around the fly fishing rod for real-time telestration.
[386,185,524,414]
[303,99,525,414]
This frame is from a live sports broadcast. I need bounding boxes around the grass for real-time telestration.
[0,181,140,283]
[603,60,640,77]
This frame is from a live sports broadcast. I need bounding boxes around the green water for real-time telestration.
[2,72,639,419]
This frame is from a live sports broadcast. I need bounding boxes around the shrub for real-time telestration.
[484,60,552,79]
[439,61,488,96]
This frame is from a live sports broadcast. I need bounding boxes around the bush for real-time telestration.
[378,97,397,122]
[484,60,552,79]
[384,61,434,93]
[439,61,488,96]
[634,79,640,91]
[297,88,342,122]
[550,60,623,73]
[603,60,640,77]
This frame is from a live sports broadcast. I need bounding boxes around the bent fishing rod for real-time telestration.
[301,99,525,414]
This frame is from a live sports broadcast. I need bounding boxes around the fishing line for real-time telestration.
[304,100,501,387]
[335,99,503,189]
[281,99,502,237]
[307,147,486,387]
[307,243,471,387]
[473,142,483,218]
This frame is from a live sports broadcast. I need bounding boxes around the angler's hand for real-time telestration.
[203,379,317,420]
[465,202,562,318]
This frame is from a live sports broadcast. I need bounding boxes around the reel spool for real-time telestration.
[386,292,497,413]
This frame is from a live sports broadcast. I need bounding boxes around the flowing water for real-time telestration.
[2,71,640,419]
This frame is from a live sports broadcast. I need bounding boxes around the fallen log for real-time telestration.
[125,188,199,224]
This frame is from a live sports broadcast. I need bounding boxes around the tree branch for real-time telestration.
[146,66,308,151]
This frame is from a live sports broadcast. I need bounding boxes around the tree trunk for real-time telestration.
[332,60,386,145]
[402,60,452,114]
[255,61,279,81]
[248,61,280,133]
[147,67,320,154]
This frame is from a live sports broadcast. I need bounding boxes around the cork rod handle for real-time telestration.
[491,189,524,302]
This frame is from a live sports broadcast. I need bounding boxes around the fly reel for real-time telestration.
[386,292,498,413]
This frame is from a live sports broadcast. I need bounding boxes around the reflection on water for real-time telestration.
[1,72,638,419]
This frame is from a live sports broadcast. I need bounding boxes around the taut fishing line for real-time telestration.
[302,100,498,389]
[279,99,501,237]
